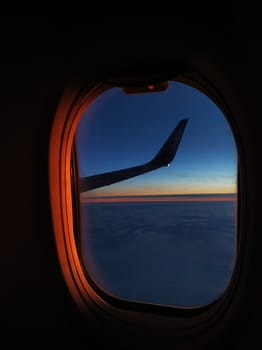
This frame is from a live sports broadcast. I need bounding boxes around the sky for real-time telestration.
[76,81,237,198]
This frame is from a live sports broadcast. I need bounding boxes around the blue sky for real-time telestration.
[76,81,237,197]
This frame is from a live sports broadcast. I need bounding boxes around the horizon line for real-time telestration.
[80,193,237,203]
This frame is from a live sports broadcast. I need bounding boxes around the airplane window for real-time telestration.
[75,80,238,308]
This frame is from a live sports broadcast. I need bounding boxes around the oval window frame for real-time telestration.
[49,66,245,342]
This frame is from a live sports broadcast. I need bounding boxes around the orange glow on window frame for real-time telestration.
[49,85,111,314]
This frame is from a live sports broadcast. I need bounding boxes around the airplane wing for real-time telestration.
[79,118,188,192]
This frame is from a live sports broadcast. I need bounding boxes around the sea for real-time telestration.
[80,194,237,308]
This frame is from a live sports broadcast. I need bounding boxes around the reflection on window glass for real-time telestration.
[75,81,238,308]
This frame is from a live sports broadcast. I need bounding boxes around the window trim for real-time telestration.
[49,69,245,343]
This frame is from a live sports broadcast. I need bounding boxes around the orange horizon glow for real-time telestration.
[80,183,237,198]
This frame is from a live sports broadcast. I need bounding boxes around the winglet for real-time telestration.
[151,118,188,167]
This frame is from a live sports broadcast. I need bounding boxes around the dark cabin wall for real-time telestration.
[1,13,262,349]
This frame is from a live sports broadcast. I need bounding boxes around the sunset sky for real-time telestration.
[76,81,237,199]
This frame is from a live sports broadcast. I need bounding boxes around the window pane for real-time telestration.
[75,81,237,308]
